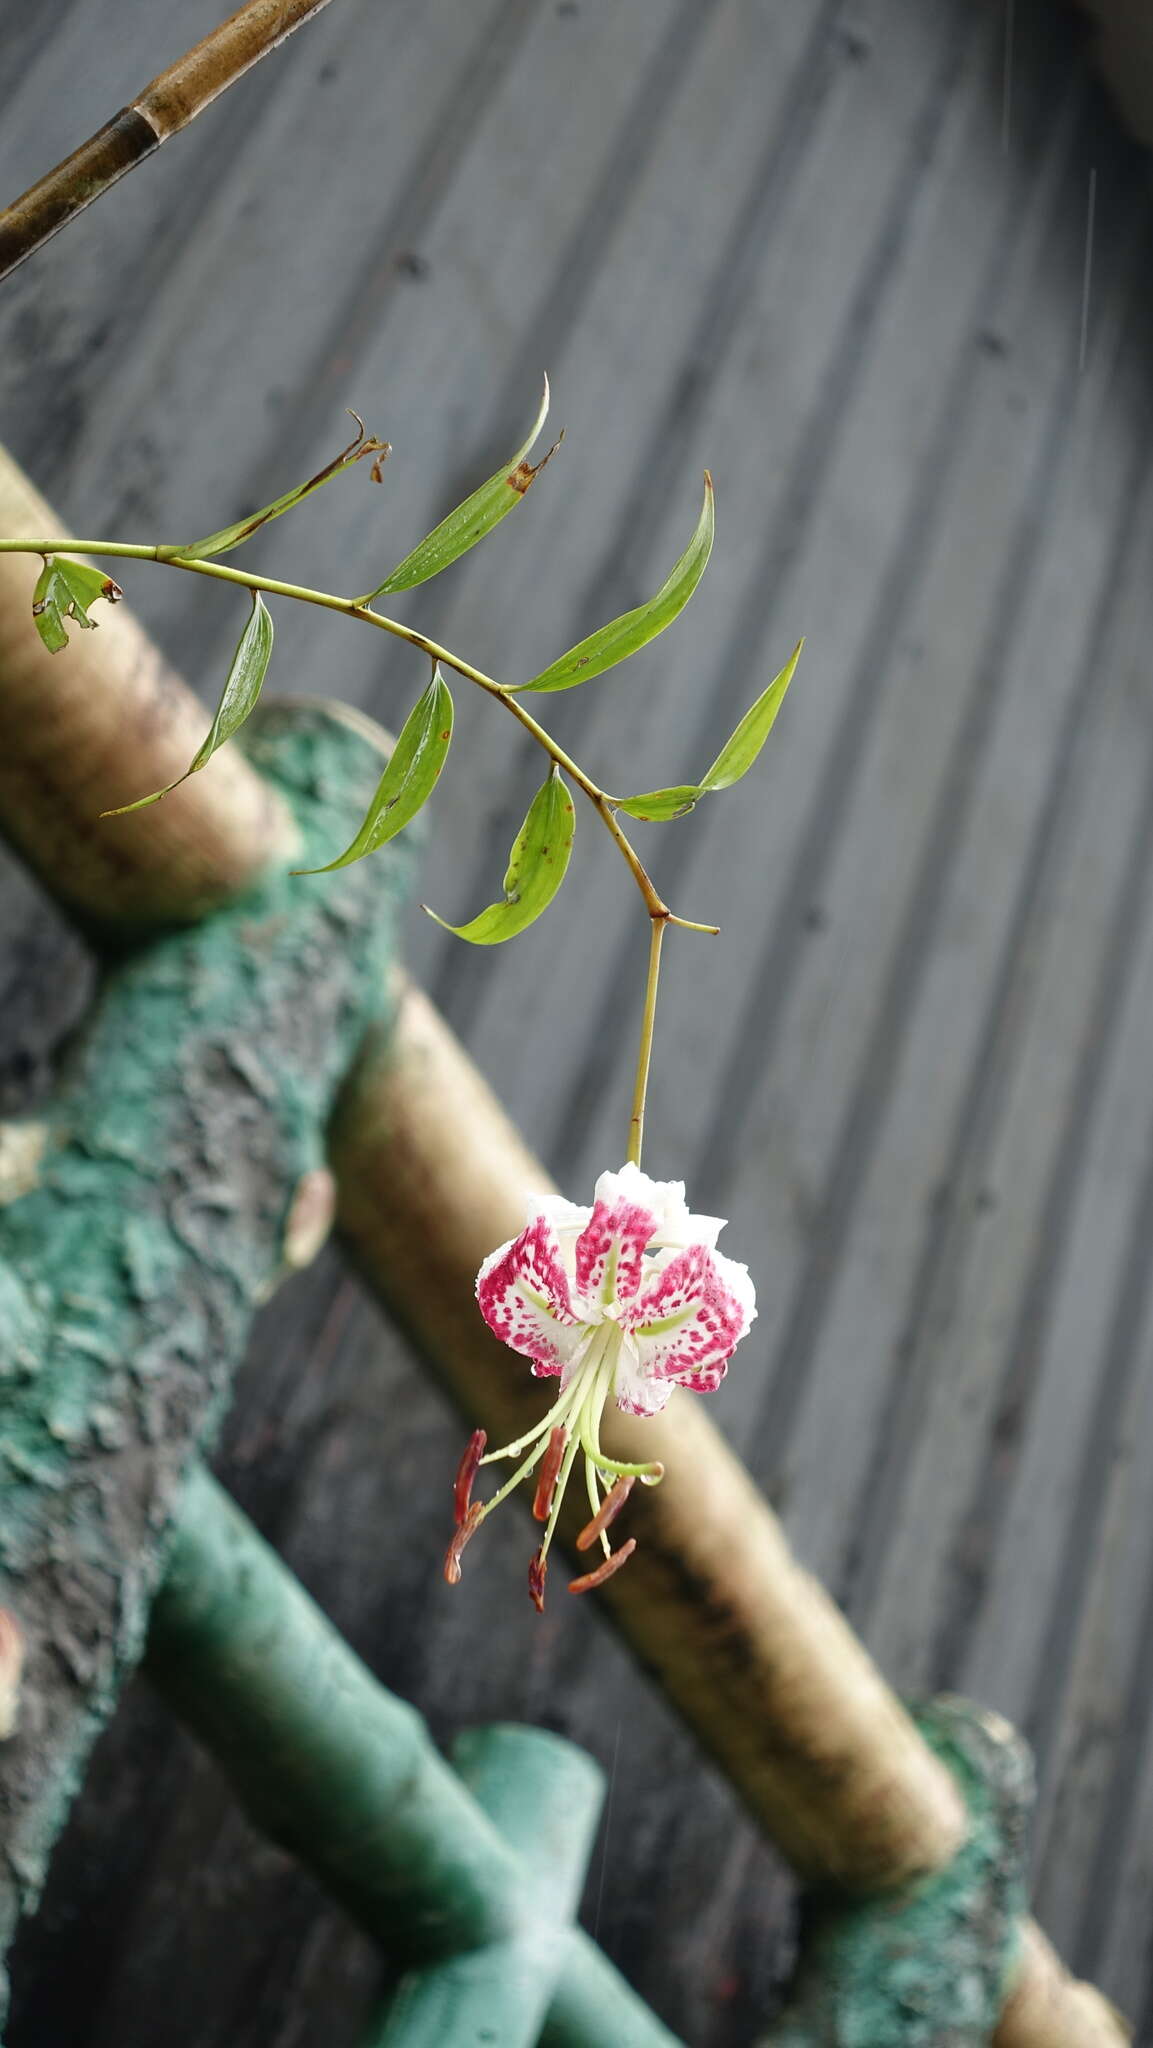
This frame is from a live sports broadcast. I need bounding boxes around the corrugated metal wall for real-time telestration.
[4,1,1153,2039]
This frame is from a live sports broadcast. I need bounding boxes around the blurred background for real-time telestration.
[3,0,1153,2039]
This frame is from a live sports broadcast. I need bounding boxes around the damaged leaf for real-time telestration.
[31,555,121,653]
[169,414,389,561]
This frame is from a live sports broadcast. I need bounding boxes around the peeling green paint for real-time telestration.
[761,1699,1030,2046]
[0,703,414,2015]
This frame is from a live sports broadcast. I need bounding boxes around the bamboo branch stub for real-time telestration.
[998,1925,1132,2048]
[0,0,336,281]
[0,448,295,929]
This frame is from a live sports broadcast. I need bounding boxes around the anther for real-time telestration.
[532,1425,569,1522]
[528,1549,549,1613]
[568,1538,637,1596]
[443,1502,484,1584]
[453,1430,487,1526]
[576,1474,635,1552]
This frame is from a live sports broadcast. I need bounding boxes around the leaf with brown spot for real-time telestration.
[364,377,558,598]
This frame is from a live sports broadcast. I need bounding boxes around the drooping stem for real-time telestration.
[0,536,716,935]
[626,915,667,1169]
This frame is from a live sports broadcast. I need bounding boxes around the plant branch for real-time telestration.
[0,0,337,283]
[0,535,719,934]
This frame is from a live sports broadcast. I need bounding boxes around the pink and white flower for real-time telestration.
[444,1164,756,1609]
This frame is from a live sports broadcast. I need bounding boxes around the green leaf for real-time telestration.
[425,765,575,944]
[101,593,274,815]
[513,473,714,695]
[615,785,700,822]
[294,668,454,873]
[615,639,802,822]
[168,414,389,561]
[699,638,803,791]
[364,378,557,599]
[32,555,122,652]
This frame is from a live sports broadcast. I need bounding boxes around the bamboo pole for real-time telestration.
[0,0,337,282]
[0,450,1126,2040]
[0,450,295,928]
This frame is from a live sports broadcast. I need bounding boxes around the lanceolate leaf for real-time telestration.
[366,378,557,599]
[616,639,803,823]
[615,785,699,823]
[295,667,454,873]
[425,766,575,944]
[31,555,122,652]
[101,593,274,815]
[169,415,389,561]
[514,474,714,695]
[699,638,803,791]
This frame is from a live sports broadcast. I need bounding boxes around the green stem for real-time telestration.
[626,916,666,1169]
[0,535,687,924]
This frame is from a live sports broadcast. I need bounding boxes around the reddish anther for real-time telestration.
[575,1473,635,1552]
[453,1429,487,1526]
[528,1549,549,1613]
[568,1538,637,1596]
[532,1425,569,1522]
[443,1502,484,1585]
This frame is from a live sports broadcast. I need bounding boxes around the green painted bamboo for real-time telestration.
[371,1725,603,2047]
[146,1464,684,2048]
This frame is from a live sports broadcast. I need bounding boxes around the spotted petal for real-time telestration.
[574,1189,659,1309]
[476,1214,586,1376]
[618,1243,756,1408]
[594,1162,724,1252]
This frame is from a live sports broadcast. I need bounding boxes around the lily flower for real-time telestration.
[444,1163,756,1609]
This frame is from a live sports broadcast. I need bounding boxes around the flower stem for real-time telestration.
[626,916,666,1169]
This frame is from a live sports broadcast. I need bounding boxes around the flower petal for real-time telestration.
[620,1243,756,1397]
[595,1162,725,1251]
[612,1332,679,1417]
[574,1186,660,1307]
[476,1215,587,1375]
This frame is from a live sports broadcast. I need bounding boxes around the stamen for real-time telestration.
[532,1425,569,1522]
[528,1549,549,1613]
[568,1538,637,1596]
[443,1502,484,1585]
[576,1474,635,1552]
[453,1429,487,1526]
